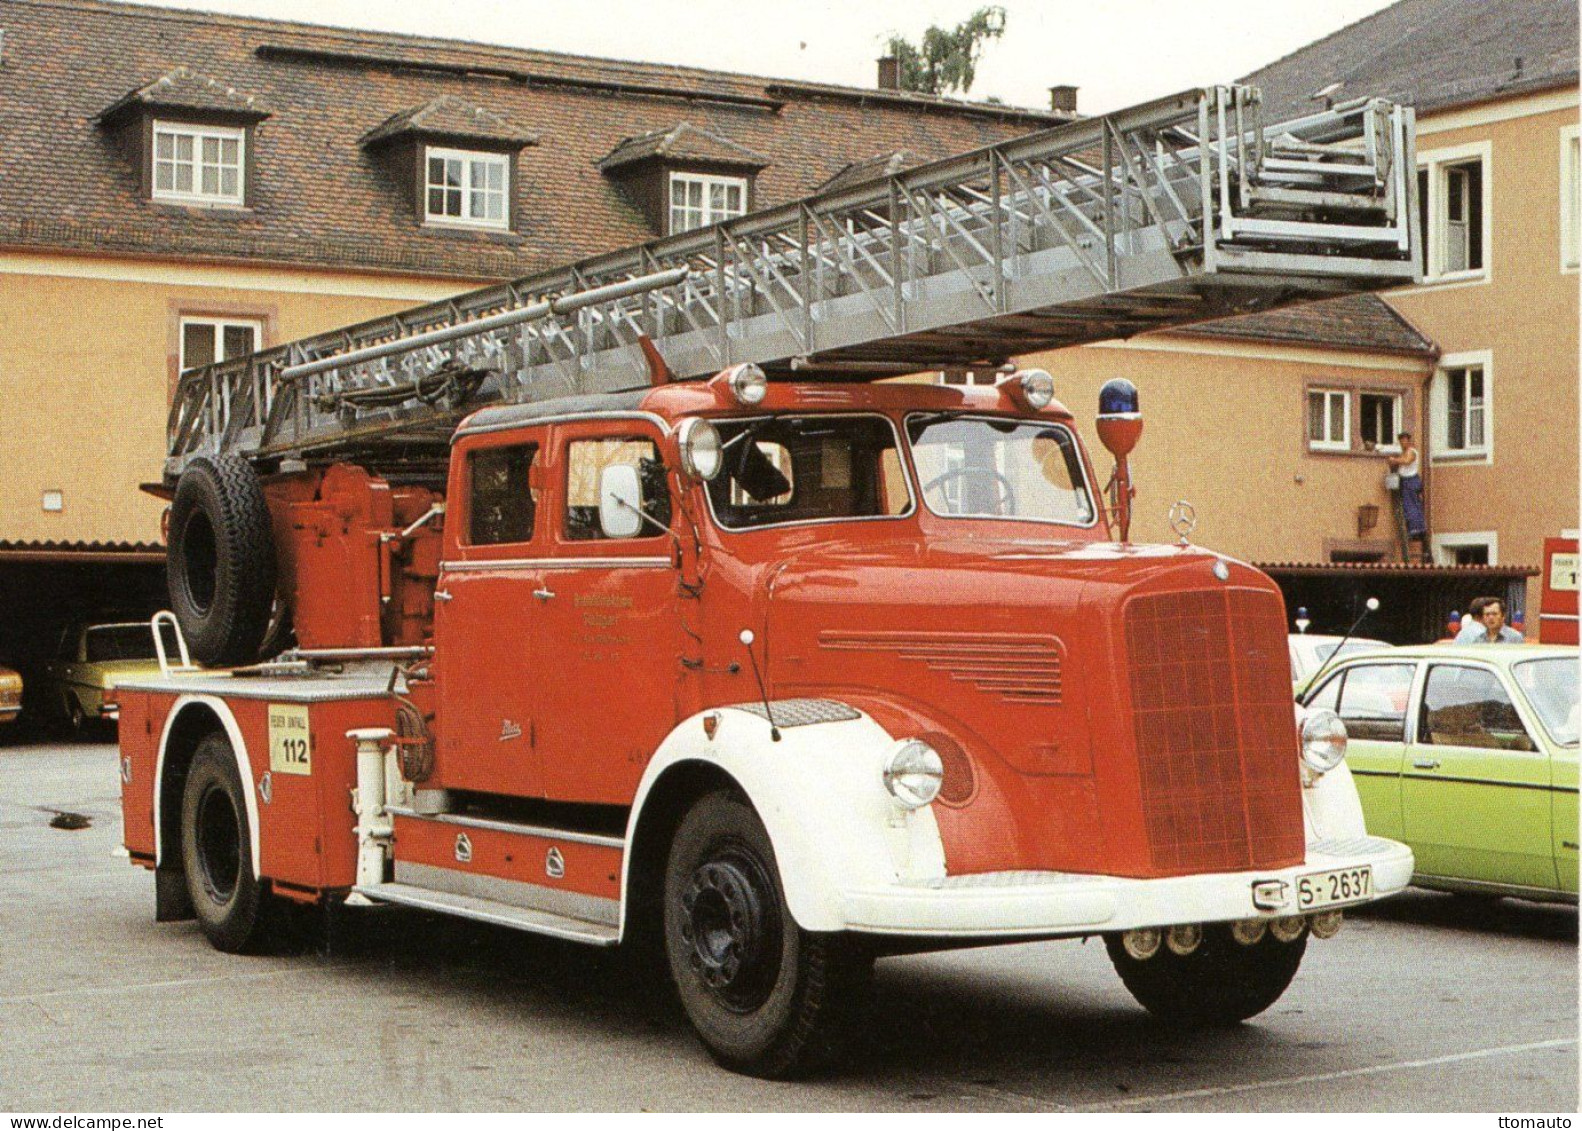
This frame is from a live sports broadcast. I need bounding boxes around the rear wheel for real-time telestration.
[180,732,274,952]
[663,792,870,1078]
[1105,924,1307,1026]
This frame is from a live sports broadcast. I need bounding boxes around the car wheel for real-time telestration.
[663,791,870,1078]
[62,692,85,736]
[180,731,273,953]
[1105,923,1307,1026]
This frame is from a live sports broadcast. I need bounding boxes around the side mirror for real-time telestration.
[598,464,644,539]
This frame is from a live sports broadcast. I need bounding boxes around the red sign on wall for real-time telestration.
[1539,536,1579,645]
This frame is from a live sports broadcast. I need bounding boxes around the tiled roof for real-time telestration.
[0,0,1061,281]
[817,149,918,193]
[1242,0,1579,121]
[97,63,269,124]
[598,122,768,172]
[360,95,537,150]
[0,539,164,560]
[1169,293,1438,357]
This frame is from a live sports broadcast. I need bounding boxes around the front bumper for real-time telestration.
[842,835,1413,937]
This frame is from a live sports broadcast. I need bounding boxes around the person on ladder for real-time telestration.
[1387,431,1428,563]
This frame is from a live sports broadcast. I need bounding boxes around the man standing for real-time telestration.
[1386,431,1427,564]
[1455,596,1525,643]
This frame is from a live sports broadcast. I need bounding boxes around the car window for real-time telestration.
[85,626,159,662]
[1335,663,1415,742]
[1305,669,1343,711]
[468,443,538,546]
[564,437,671,542]
[1514,657,1579,746]
[1419,665,1536,752]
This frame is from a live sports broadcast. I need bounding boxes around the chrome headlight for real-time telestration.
[726,363,768,406]
[1017,368,1055,410]
[1300,708,1348,775]
[881,739,944,809]
[676,417,723,481]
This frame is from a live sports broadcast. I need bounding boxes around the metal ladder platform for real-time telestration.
[165,84,1419,480]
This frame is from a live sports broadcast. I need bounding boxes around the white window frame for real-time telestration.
[152,120,246,207]
[1417,141,1492,285]
[668,172,748,235]
[179,317,262,373]
[1358,390,1404,452]
[1432,530,1499,566]
[1428,349,1493,465]
[423,146,510,231]
[1306,388,1351,452]
[1561,125,1580,273]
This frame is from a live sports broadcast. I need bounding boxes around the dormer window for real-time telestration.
[669,172,747,234]
[96,67,269,211]
[425,147,509,229]
[361,97,536,235]
[154,121,245,205]
[599,123,768,236]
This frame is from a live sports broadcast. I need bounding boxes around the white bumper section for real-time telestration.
[840,834,1413,938]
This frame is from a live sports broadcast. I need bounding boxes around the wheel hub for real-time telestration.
[196,784,241,902]
[679,855,775,1008]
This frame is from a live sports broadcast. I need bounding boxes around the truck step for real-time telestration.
[354,880,621,946]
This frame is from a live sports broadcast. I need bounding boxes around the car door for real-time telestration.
[530,421,683,806]
[1308,660,1416,840]
[1554,743,1579,895]
[1402,662,1556,891]
[433,432,547,798]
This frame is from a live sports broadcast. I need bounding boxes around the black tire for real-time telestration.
[663,791,870,1078]
[61,692,84,736]
[168,455,276,667]
[1105,924,1307,1026]
[180,731,273,953]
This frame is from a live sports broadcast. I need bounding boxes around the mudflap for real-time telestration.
[155,866,196,922]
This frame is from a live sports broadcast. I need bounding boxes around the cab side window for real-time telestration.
[468,443,538,545]
[1420,665,1536,752]
[564,437,671,542]
[1335,663,1415,742]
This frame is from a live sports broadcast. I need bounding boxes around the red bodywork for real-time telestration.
[121,376,1305,900]
[1541,536,1579,644]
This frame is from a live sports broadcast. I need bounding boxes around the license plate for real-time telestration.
[1297,866,1372,909]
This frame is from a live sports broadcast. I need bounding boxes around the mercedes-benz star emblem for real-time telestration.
[1169,500,1198,546]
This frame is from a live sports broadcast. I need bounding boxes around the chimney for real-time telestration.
[1049,85,1079,114]
[877,55,900,91]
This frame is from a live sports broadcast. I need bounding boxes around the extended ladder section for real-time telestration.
[165,85,1419,479]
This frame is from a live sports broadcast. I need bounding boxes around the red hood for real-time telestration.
[760,535,1303,878]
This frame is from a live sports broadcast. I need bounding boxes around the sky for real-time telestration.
[114,0,1403,115]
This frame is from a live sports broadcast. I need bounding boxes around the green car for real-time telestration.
[1300,643,1578,904]
[39,622,166,733]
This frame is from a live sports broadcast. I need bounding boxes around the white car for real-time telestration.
[1290,634,1391,696]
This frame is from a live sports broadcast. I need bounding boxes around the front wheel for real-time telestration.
[663,792,870,1078]
[180,732,274,953]
[1105,924,1307,1026]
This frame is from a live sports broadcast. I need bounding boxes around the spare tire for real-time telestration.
[167,455,277,667]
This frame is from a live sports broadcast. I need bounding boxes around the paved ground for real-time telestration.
[1,738,1576,1112]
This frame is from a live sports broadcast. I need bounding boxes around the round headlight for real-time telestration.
[727,363,768,406]
[1018,369,1055,410]
[882,739,944,809]
[1300,708,1348,774]
[677,417,723,481]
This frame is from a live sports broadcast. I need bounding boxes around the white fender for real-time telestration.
[1302,758,1370,843]
[623,705,947,932]
[153,694,261,878]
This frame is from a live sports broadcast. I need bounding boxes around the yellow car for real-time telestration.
[0,665,20,724]
[40,622,165,733]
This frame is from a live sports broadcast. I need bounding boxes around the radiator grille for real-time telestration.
[1124,588,1305,874]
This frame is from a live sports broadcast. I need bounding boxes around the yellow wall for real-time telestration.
[1386,95,1581,589]
[1023,339,1431,561]
[0,255,477,545]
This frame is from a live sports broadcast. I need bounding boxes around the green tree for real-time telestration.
[884,6,1007,97]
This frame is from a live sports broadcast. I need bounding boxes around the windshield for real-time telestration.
[705,415,911,530]
[85,625,158,662]
[906,415,1095,526]
[1514,657,1579,745]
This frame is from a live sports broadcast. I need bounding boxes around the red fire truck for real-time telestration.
[116,86,1420,1077]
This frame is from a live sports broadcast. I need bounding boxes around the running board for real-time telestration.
[354,881,621,945]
